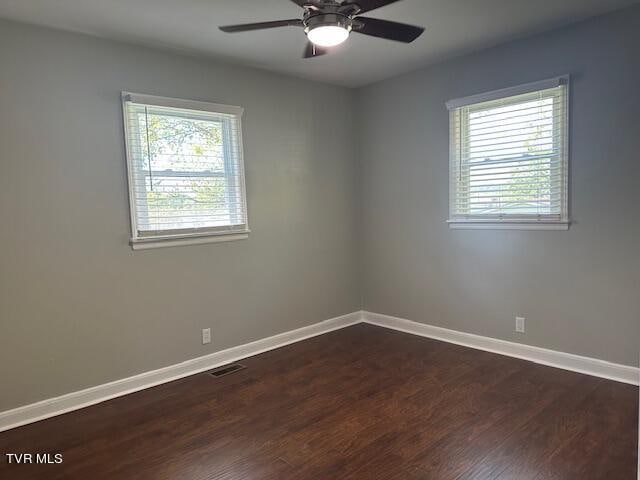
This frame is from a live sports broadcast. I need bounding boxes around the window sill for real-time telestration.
[130,232,249,250]
[447,220,570,231]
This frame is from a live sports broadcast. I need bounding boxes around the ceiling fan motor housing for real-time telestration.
[304,13,353,35]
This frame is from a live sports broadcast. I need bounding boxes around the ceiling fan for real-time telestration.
[219,0,425,58]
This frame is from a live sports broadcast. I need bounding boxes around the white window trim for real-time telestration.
[123,92,244,117]
[130,232,249,250]
[121,92,250,250]
[447,220,569,231]
[446,76,571,231]
[445,76,569,110]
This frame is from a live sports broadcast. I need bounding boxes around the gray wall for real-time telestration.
[357,6,640,367]
[1,6,638,413]
[0,20,360,411]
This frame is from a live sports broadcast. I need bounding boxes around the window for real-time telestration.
[122,93,249,249]
[447,77,569,230]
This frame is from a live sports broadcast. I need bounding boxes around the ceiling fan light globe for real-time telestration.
[307,25,350,47]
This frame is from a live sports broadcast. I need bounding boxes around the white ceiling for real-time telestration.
[0,0,638,87]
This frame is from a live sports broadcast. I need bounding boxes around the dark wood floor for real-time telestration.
[0,324,637,479]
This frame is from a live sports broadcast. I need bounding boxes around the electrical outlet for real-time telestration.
[515,317,526,334]
[202,328,211,345]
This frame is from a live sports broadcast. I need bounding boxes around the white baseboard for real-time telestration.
[363,311,639,386]
[0,311,363,433]
[2,309,636,433]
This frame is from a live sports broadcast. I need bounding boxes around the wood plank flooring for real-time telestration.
[0,324,637,479]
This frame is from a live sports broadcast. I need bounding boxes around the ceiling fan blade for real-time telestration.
[303,42,328,59]
[345,0,403,14]
[353,17,424,43]
[219,19,302,33]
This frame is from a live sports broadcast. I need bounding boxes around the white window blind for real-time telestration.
[122,93,249,248]
[447,77,569,229]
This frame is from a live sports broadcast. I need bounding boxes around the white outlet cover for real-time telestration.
[515,317,526,333]
[202,328,211,344]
